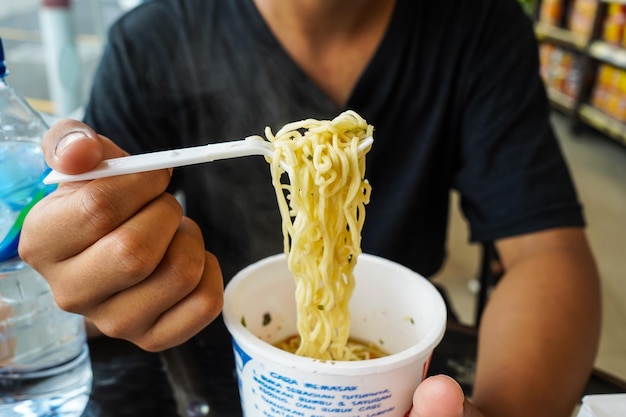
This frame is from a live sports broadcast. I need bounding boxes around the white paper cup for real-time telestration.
[223,253,447,417]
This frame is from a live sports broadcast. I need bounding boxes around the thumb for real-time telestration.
[43,119,125,175]
[409,375,466,417]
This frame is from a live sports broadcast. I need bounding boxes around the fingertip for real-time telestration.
[43,120,104,174]
[412,375,464,417]
[55,131,104,174]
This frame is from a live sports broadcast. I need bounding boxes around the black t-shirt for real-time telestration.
[85,0,584,280]
[83,0,584,412]
[85,0,583,281]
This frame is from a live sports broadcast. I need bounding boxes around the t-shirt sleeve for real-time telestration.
[453,0,585,242]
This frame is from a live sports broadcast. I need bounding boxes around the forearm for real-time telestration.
[472,228,601,417]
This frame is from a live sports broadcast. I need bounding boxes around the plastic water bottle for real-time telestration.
[0,261,92,417]
[0,38,93,416]
[0,47,52,261]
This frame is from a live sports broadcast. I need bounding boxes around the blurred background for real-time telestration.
[0,0,136,117]
[0,0,624,388]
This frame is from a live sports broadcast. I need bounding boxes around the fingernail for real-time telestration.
[56,131,90,156]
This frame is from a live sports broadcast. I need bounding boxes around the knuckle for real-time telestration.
[136,336,170,353]
[78,184,124,233]
[92,309,146,342]
[108,234,158,281]
[95,318,130,341]
[134,323,177,352]
[18,203,50,265]
[52,290,82,314]
[171,253,204,291]
[48,278,95,315]
[196,290,224,323]
[17,239,36,266]
[162,192,184,217]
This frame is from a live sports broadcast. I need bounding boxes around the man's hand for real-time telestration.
[410,375,483,417]
[18,119,225,352]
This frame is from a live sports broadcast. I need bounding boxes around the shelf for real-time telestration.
[578,104,626,145]
[534,0,626,150]
[535,21,590,50]
[547,87,576,111]
[589,41,626,69]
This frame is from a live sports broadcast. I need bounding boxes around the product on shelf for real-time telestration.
[535,0,626,145]
[540,0,563,25]
[568,0,598,40]
[602,3,626,45]
[591,63,626,122]
[539,42,582,99]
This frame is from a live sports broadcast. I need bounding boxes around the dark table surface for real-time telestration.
[80,321,626,417]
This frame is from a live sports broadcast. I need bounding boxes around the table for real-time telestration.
[80,321,626,416]
[80,337,179,417]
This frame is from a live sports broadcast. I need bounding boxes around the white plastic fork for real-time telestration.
[43,136,374,184]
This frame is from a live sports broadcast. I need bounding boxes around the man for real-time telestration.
[19,0,601,416]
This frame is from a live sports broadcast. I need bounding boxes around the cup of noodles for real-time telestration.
[222,253,447,417]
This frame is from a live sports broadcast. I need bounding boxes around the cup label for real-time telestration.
[232,340,408,417]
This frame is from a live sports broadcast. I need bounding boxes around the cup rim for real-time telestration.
[223,253,447,375]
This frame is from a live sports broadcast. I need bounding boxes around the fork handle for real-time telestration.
[43,139,267,184]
